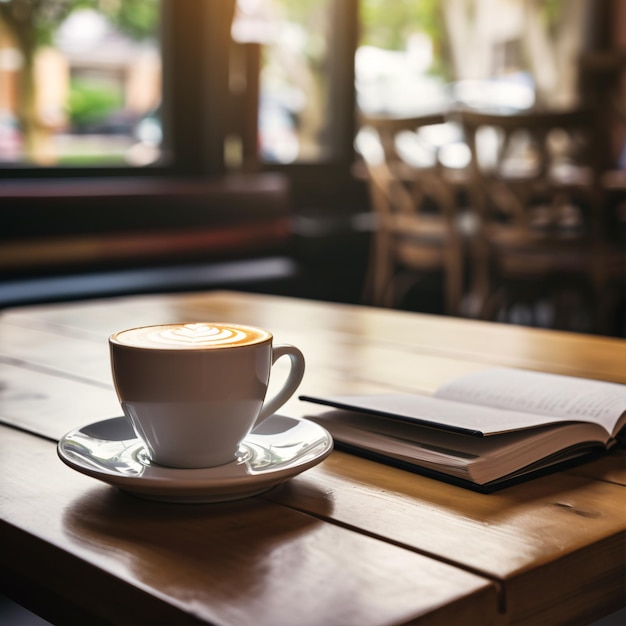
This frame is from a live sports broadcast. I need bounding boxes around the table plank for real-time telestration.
[181,292,626,383]
[565,447,626,486]
[4,291,626,384]
[266,451,626,626]
[0,426,498,626]
[2,292,625,414]
[0,321,112,385]
[0,314,486,396]
[2,291,625,626]
[0,361,120,440]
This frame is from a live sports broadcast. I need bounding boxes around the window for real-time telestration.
[0,0,358,182]
[357,0,450,116]
[238,0,335,164]
[0,0,162,168]
[233,0,357,170]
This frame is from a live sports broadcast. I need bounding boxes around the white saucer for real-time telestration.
[57,414,333,503]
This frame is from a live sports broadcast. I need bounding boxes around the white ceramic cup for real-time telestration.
[109,322,305,469]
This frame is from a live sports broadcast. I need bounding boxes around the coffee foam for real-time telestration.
[114,323,270,349]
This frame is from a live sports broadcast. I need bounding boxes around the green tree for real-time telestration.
[0,0,158,161]
[360,0,449,77]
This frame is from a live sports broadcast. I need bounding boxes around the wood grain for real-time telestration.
[0,361,120,440]
[4,291,626,384]
[563,446,626,486]
[0,426,497,626]
[1,290,625,625]
[266,451,626,625]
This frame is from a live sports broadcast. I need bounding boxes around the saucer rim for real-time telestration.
[57,414,333,501]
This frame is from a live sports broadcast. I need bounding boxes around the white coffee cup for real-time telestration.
[109,322,305,468]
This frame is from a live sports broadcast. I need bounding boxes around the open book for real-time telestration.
[300,368,626,492]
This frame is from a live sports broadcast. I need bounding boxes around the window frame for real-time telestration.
[0,0,359,197]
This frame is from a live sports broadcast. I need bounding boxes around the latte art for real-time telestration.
[151,324,249,346]
[114,323,270,349]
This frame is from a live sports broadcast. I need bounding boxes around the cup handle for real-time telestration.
[256,344,305,424]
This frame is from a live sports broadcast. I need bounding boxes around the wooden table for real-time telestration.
[1,290,624,625]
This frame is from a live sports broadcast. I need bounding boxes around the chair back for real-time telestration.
[356,114,464,313]
[457,107,599,233]
[456,106,614,331]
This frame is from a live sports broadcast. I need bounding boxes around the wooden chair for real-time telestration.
[458,107,624,334]
[356,114,466,315]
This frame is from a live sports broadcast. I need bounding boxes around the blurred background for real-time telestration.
[0,0,624,336]
[1,4,624,623]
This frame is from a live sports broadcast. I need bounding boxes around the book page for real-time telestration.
[300,392,602,436]
[435,368,626,435]
[311,410,608,485]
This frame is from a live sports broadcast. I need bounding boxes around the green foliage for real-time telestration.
[541,0,565,34]
[105,0,160,41]
[360,0,442,51]
[0,0,159,50]
[67,77,123,128]
[359,0,449,77]
[58,152,127,165]
[0,1,76,49]
[272,0,328,25]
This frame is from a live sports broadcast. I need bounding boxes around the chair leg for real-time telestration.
[362,230,393,306]
[467,239,490,319]
[480,284,508,321]
[444,250,464,316]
